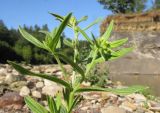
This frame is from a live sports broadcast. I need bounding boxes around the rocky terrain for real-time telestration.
[100,10,160,95]
[0,64,160,113]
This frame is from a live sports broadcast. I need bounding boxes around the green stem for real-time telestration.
[72,27,79,85]
[85,49,98,76]
[52,53,67,79]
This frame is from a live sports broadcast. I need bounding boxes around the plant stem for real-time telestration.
[72,27,79,85]
[52,53,67,79]
[85,49,98,76]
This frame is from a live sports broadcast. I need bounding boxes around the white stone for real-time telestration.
[36,82,44,88]
[20,86,30,97]
[0,68,7,76]
[44,79,57,86]
[101,106,126,113]
[32,91,41,98]
[5,73,15,83]
[12,69,19,76]
[127,94,146,103]
[42,85,62,97]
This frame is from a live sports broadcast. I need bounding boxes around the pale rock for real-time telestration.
[82,81,91,87]
[20,86,30,97]
[32,91,41,98]
[44,79,57,86]
[12,69,19,76]
[56,71,62,76]
[127,94,146,103]
[36,81,44,88]
[5,73,15,83]
[0,68,7,76]
[42,85,62,97]
[101,106,126,113]
[121,101,137,111]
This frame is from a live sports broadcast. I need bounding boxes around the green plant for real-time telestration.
[86,64,109,87]
[8,13,148,113]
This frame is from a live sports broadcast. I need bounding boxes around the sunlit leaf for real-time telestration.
[56,53,85,80]
[77,16,88,24]
[25,96,49,113]
[64,39,73,48]
[75,85,148,96]
[83,18,102,31]
[51,13,72,50]
[8,61,72,90]
[101,20,114,41]
[77,26,93,44]
[110,38,128,48]
[47,96,56,113]
[19,26,45,49]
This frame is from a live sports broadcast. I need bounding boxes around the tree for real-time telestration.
[152,0,160,9]
[97,0,147,14]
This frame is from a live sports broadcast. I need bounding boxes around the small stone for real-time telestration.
[20,86,30,97]
[0,68,7,76]
[101,106,126,113]
[10,81,27,91]
[0,92,24,109]
[127,94,146,103]
[5,73,15,83]
[42,85,62,97]
[36,81,44,88]
[32,91,41,98]
[44,79,57,86]
[120,101,137,112]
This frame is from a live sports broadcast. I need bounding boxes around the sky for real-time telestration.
[0,0,152,38]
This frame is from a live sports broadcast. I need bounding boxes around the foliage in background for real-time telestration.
[0,20,90,64]
[97,0,147,14]
[9,12,148,113]
[86,63,109,87]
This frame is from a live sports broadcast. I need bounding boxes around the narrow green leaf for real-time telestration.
[50,13,72,27]
[56,93,62,110]
[39,30,51,37]
[68,95,82,113]
[75,86,148,96]
[47,96,56,113]
[56,53,85,81]
[51,13,72,50]
[83,18,102,31]
[50,13,64,22]
[110,47,133,60]
[77,26,93,45]
[25,96,49,113]
[77,16,88,24]
[101,20,114,41]
[19,27,45,49]
[91,33,99,48]
[64,39,73,48]
[8,61,72,90]
[110,38,128,48]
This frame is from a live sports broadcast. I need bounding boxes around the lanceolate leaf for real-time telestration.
[56,53,85,80]
[75,86,148,95]
[110,38,128,48]
[50,13,72,27]
[47,96,56,113]
[102,20,114,41]
[83,18,102,31]
[77,26,93,45]
[64,39,73,48]
[19,26,45,49]
[8,61,72,90]
[77,16,88,24]
[51,13,72,50]
[110,47,133,60]
[25,96,49,113]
